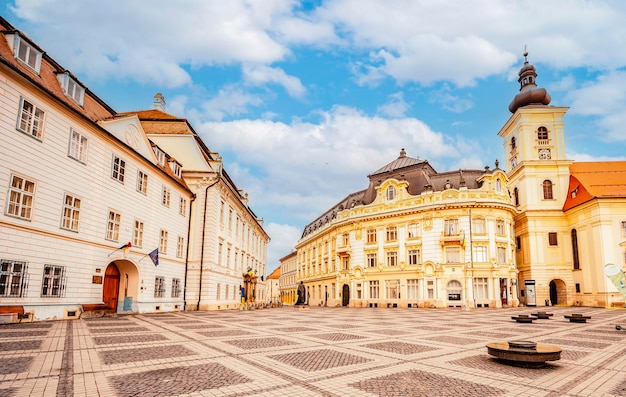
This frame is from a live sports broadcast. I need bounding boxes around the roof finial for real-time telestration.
[523,45,529,64]
[399,148,406,158]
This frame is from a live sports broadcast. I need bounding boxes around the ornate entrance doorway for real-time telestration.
[103,263,120,311]
[342,284,350,306]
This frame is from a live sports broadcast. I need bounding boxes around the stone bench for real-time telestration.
[564,313,591,323]
[511,314,536,323]
[531,311,553,319]
[487,340,561,368]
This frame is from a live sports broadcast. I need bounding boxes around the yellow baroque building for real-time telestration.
[296,150,519,309]
[295,52,626,309]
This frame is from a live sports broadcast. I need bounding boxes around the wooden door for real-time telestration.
[103,264,120,311]
[342,284,350,306]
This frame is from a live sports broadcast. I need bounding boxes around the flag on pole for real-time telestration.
[148,248,159,266]
[119,242,132,250]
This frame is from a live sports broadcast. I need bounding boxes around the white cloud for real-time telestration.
[377,92,409,118]
[429,85,474,113]
[243,64,306,98]
[199,85,263,121]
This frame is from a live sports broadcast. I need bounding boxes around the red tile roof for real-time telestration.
[563,161,626,210]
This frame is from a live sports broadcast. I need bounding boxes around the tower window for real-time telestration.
[571,229,580,270]
[548,232,558,246]
[514,187,520,206]
[542,180,553,200]
[511,137,516,149]
[537,126,548,140]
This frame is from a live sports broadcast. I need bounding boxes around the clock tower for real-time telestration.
[498,50,574,306]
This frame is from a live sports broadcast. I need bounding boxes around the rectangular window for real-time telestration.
[497,246,506,263]
[106,211,121,241]
[367,229,377,243]
[366,253,377,268]
[68,129,88,163]
[216,283,221,300]
[14,35,42,71]
[385,279,400,299]
[516,236,521,250]
[408,249,421,265]
[407,279,419,300]
[171,278,181,298]
[444,219,459,236]
[133,220,144,248]
[473,277,488,299]
[496,219,505,235]
[17,98,45,139]
[427,280,434,299]
[137,171,148,194]
[162,187,170,207]
[548,232,558,246]
[445,246,461,263]
[342,233,349,245]
[111,155,125,183]
[341,256,349,270]
[7,174,36,220]
[154,276,165,298]
[386,251,398,266]
[369,280,379,299]
[41,265,65,298]
[179,197,187,215]
[220,201,225,225]
[226,247,231,268]
[218,243,223,266]
[159,229,168,254]
[0,260,28,297]
[472,218,486,234]
[386,226,397,241]
[473,246,488,263]
[61,194,81,232]
[622,221,626,238]
[177,236,184,258]
[407,223,420,238]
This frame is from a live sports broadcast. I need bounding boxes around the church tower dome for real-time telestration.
[508,50,551,113]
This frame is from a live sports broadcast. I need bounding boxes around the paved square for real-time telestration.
[0,306,625,396]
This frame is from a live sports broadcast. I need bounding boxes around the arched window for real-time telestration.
[386,186,396,201]
[511,137,516,149]
[537,126,548,140]
[571,229,580,270]
[542,180,553,200]
[495,179,501,192]
[514,187,519,206]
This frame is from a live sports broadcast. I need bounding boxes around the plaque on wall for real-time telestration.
[92,275,102,284]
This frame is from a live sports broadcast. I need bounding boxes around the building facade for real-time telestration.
[278,251,297,305]
[0,18,193,321]
[0,18,269,322]
[117,99,270,311]
[500,52,626,307]
[296,150,519,309]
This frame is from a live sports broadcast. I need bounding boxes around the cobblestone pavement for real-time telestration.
[0,306,625,396]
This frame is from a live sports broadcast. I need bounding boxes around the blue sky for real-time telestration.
[4,1,626,271]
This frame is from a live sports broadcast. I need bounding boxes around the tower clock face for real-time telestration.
[539,148,551,160]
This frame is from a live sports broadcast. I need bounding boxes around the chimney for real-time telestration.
[153,93,166,111]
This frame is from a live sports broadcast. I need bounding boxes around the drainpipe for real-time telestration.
[197,169,222,310]
[182,193,196,311]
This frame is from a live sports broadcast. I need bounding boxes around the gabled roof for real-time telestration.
[563,161,626,211]
[267,267,281,279]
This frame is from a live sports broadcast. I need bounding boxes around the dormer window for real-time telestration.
[57,73,84,106]
[6,33,42,72]
[386,186,396,201]
[153,146,165,166]
[169,160,182,178]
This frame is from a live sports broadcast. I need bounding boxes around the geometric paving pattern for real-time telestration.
[223,337,298,350]
[99,345,197,365]
[0,356,34,374]
[349,369,507,396]
[2,306,625,397]
[270,348,371,371]
[362,341,439,355]
[109,363,252,396]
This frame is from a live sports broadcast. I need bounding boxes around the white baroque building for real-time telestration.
[0,17,268,321]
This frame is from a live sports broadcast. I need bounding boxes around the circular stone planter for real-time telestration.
[486,340,561,368]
